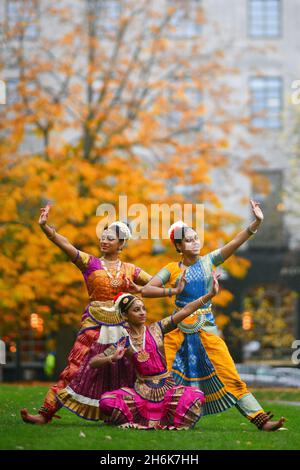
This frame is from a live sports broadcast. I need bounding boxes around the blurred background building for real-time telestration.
[205,0,300,364]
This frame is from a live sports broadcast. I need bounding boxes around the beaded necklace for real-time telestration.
[101,258,122,287]
[128,326,150,363]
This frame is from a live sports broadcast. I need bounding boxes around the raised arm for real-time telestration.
[172,272,220,325]
[126,270,187,298]
[220,200,264,262]
[39,205,77,261]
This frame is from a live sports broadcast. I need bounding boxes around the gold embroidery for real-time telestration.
[134,374,175,402]
[76,251,91,271]
[136,270,152,285]
[160,316,175,335]
[88,301,123,325]
[103,345,117,356]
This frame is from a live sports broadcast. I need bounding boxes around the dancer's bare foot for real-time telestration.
[20,408,48,425]
[261,416,285,432]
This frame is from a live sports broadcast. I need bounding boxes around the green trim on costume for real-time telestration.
[208,248,224,267]
[155,267,171,285]
[235,393,263,418]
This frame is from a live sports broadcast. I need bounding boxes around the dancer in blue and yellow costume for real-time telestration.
[130,200,285,431]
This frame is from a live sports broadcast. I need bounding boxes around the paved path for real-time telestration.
[265,400,300,407]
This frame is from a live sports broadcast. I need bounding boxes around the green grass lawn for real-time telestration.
[0,384,299,450]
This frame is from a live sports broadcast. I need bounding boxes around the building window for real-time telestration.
[250,77,282,129]
[168,0,203,39]
[6,0,39,41]
[248,0,281,38]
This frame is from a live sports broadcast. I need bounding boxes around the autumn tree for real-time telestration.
[228,286,297,361]
[1,0,255,353]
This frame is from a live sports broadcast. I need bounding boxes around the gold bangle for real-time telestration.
[103,345,116,357]
[46,226,56,240]
[247,226,257,236]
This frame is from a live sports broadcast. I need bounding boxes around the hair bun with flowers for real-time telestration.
[168,220,188,244]
[113,292,137,315]
[113,292,128,306]
[108,221,132,240]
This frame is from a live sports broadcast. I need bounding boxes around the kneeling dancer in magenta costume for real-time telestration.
[91,272,220,429]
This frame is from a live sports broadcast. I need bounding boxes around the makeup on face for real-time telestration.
[126,300,147,325]
[181,229,201,252]
[100,229,122,251]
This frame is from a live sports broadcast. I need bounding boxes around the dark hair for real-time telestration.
[103,222,132,241]
[115,223,131,241]
[173,226,194,253]
[118,294,138,315]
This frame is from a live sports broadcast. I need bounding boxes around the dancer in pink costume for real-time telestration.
[92,272,220,429]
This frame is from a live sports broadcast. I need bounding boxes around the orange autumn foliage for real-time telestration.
[0,0,253,343]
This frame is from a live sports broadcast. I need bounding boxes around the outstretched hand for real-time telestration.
[111,338,127,362]
[125,277,141,294]
[39,204,51,226]
[175,270,187,295]
[250,199,264,222]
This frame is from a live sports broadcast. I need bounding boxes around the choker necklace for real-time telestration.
[129,327,150,363]
[101,257,122,287]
